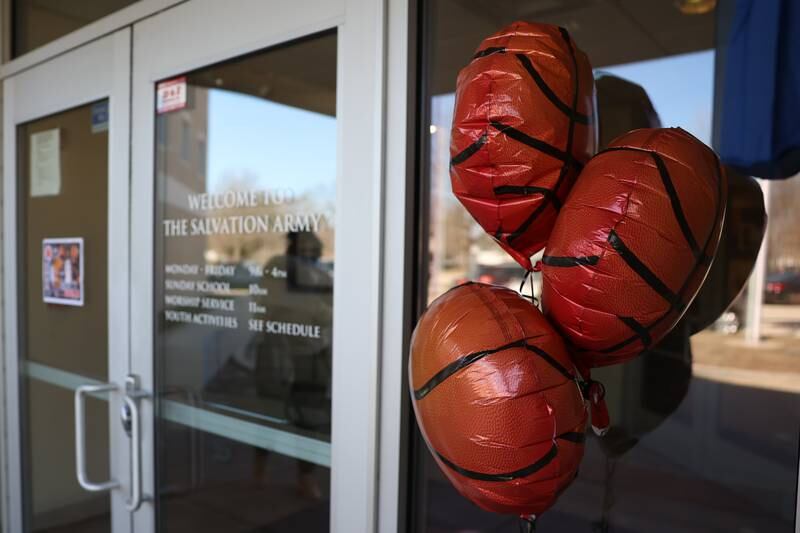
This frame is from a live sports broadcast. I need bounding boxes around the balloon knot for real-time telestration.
[519,514,537,532]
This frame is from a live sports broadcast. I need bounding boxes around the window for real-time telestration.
[411,2,799,531]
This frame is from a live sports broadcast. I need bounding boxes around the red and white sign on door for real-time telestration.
[156,76,187,114]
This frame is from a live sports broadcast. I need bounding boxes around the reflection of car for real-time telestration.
[473,264,523,287]
[452,249,543,297]
[713,310,740,334]
[764,271,800,303]
[712,287,755,334]
[466,263,541,297]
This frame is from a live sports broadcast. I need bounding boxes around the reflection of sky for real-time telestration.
[599,49,714,145]
[206,89,336,198]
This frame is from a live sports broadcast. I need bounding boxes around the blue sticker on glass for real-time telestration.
[91,101,109,133]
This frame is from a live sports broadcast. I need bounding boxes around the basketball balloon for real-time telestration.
[541,128,727,367]
[450,21,597,270]
[409,282,588,517]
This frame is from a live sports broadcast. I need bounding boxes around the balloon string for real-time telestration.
[518,269,539,306]
[530,273,535,303]
[518,270,531,293]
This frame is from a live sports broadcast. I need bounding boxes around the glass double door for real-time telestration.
[4,0,381,532]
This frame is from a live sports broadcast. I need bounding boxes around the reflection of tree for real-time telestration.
[441,203,471,268]
[767,176,800,272]
[207,172,335,265]
[441,201,509,268]
[428,94,516,299]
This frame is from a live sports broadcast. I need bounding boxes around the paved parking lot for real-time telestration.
[692,304,800,393]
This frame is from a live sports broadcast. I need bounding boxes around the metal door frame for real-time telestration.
[130,0,387,531]
[1,29,133,533]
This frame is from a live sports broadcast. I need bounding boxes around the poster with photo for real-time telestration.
[42,237,84,306]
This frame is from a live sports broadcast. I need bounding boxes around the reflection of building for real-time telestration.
[158,87,209,267]
[157,39,338,269]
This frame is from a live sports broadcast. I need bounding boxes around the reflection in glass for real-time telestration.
[154,31,336,532]
[12,0,139,57]
[414,2,799,532]
[18,102,111,532]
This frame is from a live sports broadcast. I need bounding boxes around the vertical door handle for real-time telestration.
[75,383,120,492]
[124,374,147,512]
[122,394,142,511]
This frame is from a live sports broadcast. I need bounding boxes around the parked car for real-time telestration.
[764,271,800,303]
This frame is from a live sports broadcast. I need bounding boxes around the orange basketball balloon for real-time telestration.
[450,21,597,270]
[409,283,588,516]
[541,128,727,367]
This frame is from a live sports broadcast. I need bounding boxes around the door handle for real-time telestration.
[75,383,120,492]
[75,377,148,511]
[123,374,145,512]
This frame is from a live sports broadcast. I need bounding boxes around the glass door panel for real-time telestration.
[153,31,336,532]
[132,2,384,531]
[17,103,111,532]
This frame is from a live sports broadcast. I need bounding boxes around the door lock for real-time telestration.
[120,403,133,436]
[119,374,142,437]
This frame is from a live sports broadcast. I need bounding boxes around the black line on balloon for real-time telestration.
[504,196,556,243]
[551,27,581,205]
[598,330,644,355]
[608,230,684,310]
[599,146,705,260]
[414,339,574,400]
[472,46,506,60]
[494,185,551,196]
[414,339,525,400]
[542,255,600,267]
[515,53,589,125]
[617,316,652,347]
[489,121,573,165]
[503,28,582,245]
[593,147,725,357]
[597,146,653,156]
[651,152,701,258]
[436,443,558,482]
[493,185,563,209]
[524,343,575,381]
[450,131,488,167]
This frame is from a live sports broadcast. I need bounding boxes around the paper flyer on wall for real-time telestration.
[30,128,61,197]
[42,237,84,306]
